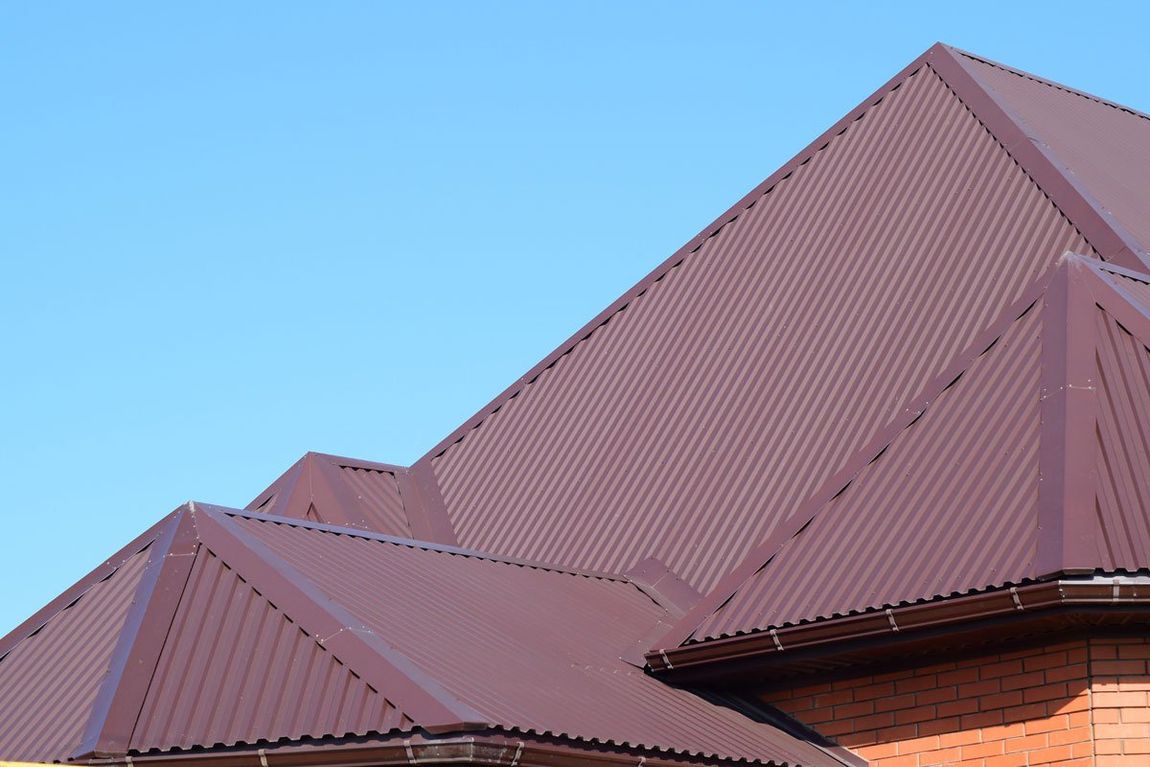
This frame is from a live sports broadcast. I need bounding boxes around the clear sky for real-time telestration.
[2,2,1148,635]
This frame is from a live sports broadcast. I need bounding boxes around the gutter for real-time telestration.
[77,734,813,767]
[646,575,1150,677]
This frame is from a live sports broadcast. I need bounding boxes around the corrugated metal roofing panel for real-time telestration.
[336,464,410,536]
[1093,308,1150,570]
[427,63,1093,593]
[0,547,151,762]
[689,301,1044,639]
[132,546,411,753]
[956,51,1150,255]
[663,258,1150,648]
[229,513,836,766]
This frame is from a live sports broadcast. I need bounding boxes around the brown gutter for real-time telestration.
[77,734,814,767]
[646,576,1150,680]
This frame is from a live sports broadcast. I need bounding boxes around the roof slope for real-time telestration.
[228,513,834,764]
[0,505,841,767]
[953,49,1150,257]
[0,546,151,761]
[652,255,1150,646]
[396,43,1143,595]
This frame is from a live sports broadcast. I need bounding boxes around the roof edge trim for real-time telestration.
[98,731,820,767]
[212,505,631,582]
[646,574,1150,676]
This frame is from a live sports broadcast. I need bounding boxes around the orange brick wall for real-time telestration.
[1092,638,1150,766]
[762,637,1150,767]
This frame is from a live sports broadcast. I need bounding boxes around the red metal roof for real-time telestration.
[9,41,1150,767]
[0,505,842,766]
[653,256,1150,646]
[0,546,150,761]
[132,545,412,752]
[403,45,1106,595]
[953,49,1150,257]
[226,512,836,765]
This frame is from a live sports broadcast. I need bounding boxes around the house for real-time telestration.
[3,42,1150,767]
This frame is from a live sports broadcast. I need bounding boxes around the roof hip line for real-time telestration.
[1035,255,1101,575]
[72,506,201,759]
[926,45,1150,272]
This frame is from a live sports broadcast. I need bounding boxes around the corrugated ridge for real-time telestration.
[133,547,411,753]
[431,65,1092,593]
[337,466,411,538]
[693,302,1044,639]
[0,547,151,762]
[232,516,835,766]
[958,53,1150,252]
[1093,307,1150,570]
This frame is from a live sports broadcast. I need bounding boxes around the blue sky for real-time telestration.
[2,2,1148,634]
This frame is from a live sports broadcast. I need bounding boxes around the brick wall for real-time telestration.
[1092,638,1150,766]
[762,637,1150,767]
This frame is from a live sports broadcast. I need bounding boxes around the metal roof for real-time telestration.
[953,49,1150,255]
[651,255,1150,647]
[400,43,1121,596]
[0,505,842,767]
[9,41,1150,767]
[0,547,150,761]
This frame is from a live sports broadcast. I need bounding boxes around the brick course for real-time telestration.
[762,637,1150,767]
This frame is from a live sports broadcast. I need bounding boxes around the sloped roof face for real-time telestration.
[691,296,1044,639]
[132,547,411,752]
[1093,278,1150,569]
[955,51,1150,253]
[0,505,838,766]
[0,547,150,762]
[420,55,1094,593]
[667,257,1150,643]
[230,513,833,765]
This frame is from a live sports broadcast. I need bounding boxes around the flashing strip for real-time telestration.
[646,575,1150,675]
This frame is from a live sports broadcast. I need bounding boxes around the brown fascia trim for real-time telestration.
[646,575,1150,678]
[78,734,806,767]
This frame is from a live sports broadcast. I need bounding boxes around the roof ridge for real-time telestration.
[948,45,1150,125]
[411,46,941,468]
[650,259,1061,650]
[215,505,632,582]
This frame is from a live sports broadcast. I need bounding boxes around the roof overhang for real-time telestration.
[74,733,804,767]
[646,575,1150,685]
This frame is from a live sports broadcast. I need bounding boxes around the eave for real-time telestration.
[646,574,1150,685]
[76,733,822,767]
